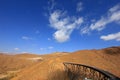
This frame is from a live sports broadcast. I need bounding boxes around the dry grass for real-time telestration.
[0,53,41,80]
[0,46,120,80]
[47,69,68,80]
[47,60,68,80]
[0,71,17,80]
[0,53,41,74]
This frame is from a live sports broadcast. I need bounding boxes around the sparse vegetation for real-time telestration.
[0,72,16,80]
[47,69,68,80]
[0,46,120,80]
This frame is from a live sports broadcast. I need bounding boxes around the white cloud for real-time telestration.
[81,4,120,35]
[80,26,90,34]
[40,48,46,51]
[48,46,54,49]
[100,32,120,41]
[22,36,32,40]
[76,2,83,12]
[47,0,56,12]
[109,4,120,12]
[90,3,120,31]
[22,52,28,53]
[49,10,83,42]
[14,48,19,51]
[53,29,70,42]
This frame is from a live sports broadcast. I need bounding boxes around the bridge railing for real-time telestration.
[63,62,120,80]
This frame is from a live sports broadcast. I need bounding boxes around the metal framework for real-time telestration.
[63,62,120,80]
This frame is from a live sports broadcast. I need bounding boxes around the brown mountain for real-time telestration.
[0,46,120,80]
[0,53,41,79]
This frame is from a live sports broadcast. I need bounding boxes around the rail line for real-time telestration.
[63,62,120,80]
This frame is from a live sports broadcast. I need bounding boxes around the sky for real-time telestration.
[0,0,120,54]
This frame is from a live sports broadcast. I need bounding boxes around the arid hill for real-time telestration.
[0,53,41,80]
[0,46,120,80]
[10,46,120,80]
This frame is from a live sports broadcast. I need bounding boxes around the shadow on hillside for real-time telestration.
[0,73,16,80]
[104,48,120,55]
[47,69,68,80]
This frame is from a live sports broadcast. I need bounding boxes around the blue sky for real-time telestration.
[0,0,120,54]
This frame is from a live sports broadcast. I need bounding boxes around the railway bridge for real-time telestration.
[63,62,120,80]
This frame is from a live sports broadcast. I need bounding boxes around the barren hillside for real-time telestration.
[10,46,120,80]
[0,53,41,80]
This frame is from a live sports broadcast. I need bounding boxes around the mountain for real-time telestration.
[0,46,120,80]
[0,53,41,80]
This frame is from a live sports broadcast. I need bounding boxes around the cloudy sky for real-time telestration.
[0,0,120,54]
